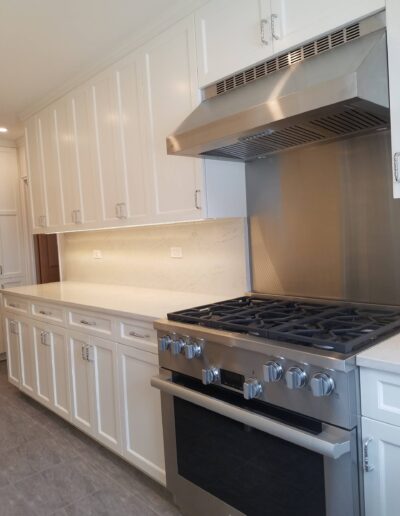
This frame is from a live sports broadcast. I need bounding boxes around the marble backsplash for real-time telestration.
[60,218,249,296]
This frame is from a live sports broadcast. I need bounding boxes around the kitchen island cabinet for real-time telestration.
[1,282,224,485]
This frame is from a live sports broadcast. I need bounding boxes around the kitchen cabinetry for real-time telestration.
[195,0,272,88]
[386,0,400,198]
[118,344,165,483]
[4,316,22,388]
[196,0,384,88]
[18,317,35,397]
[360,366,400,515]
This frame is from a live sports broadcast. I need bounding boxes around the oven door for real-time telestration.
[152,370,360,516]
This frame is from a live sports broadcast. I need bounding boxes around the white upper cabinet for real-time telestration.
[0,148,18,213]
[195,0,272,88]
[25,117,47,231]
[387,0,400,198]
[269,0,385,55]
[141,17,203,222]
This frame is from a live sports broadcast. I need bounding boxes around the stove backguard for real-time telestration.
[246,129,400,306]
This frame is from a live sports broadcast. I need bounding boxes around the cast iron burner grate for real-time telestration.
[167,297,400,354]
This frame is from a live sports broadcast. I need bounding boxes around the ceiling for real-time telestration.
[0,0,206,140]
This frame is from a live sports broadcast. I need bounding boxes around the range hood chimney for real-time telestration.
[167,13,389,162]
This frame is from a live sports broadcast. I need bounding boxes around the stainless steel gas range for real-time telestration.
[152,295,400,516]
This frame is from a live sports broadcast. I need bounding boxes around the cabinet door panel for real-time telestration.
[37,108,64,228]
[50,327,70,420]
[118,344,165,483]
[54,98,82,227]
[196,0,271,87]
[0,215,23,278]
[69,333,93,433]
[18,319,35,396]
[25,118,47,231]
[5,317,20,387]
[363,417,400,516]
[142,18,202,221]
[91,71,126,223]
[73,88,101,224]
[0,148,18,213]
[32,325,52,407]
[270,0,384,54]
[92,337,121,452]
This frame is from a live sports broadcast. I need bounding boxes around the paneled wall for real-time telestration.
[61,218,249,296]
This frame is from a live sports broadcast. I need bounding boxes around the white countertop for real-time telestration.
[357,334,400,374]
[0,281,231,322]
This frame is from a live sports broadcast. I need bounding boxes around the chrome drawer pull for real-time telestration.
[363,437,375,472]
[394,152,400,183]
[80,319,96,326]
[39,310,52,316]
[129,331,150,339]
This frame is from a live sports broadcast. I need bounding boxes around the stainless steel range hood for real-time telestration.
[167,13,389,161]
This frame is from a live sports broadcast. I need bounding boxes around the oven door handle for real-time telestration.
[151,373,351,460]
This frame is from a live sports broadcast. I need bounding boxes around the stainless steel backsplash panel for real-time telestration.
[246,130,400,305]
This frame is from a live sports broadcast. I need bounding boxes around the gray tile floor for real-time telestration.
[0,361,181,516]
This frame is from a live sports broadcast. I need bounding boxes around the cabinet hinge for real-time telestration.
[362,437,375,472]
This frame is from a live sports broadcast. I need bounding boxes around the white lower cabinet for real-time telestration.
[69,332,122,453]
[362,417,400,516]
[3,302,165,485]
[118,344,165,484]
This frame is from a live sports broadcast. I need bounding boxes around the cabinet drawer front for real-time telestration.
[3,296,29,314]
[31,302,65,325]
[68,309,113,336]
[361,368,400,426]
[117,318,157,352]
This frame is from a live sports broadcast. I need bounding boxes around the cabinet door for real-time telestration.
[53,97,83,228]
[48,326,71,421]
[0,148,18,213]
[72,87,101,225]
[37,108,64,228]
[90,337,121,453]
[195,0,272,88]
[387,0,400,198]
[118,344,165,483]
[32,324,53,408]
[363,417,400,516]
[91,70,127,224]
[4,317,20,387]
[25,117,47,231]
[18,318,36,397]
[0,215,23,279]
[68,332,94,433]
[270,0,384,54]
[141,17,203,222]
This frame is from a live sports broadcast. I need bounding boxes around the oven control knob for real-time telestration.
[243,378,263,400]
[310,373,335,397]
[171,337,186,356]
[159,335,172,352]
[263,361,283,383]
[185,339,204,360]
[202,367,220,385]
[285,367,307,390]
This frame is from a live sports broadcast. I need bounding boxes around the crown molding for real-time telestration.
[19,0,208,120]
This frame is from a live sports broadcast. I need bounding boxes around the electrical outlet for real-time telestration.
[170,247,183,258]
[92,249,103,259]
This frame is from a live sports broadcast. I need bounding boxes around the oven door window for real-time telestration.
[174,397,326,516]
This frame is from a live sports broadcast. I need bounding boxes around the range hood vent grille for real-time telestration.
[201,108,387,161]
[207,22,361,100]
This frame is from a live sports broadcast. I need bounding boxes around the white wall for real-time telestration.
[61,218,249,297]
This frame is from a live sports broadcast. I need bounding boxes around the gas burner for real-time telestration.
[168,297,400,354]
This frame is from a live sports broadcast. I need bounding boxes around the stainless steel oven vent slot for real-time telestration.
[208,20,362,99]
[201,108,388,161]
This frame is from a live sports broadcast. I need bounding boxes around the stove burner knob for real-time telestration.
[243,378,263,400]
[159,335,172,352]
[171,337,186,356]
[310,373,335,397]
[202,367,220,385]
[185,341,203,360]
[285,367,307,390]
[263,361,283,383]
